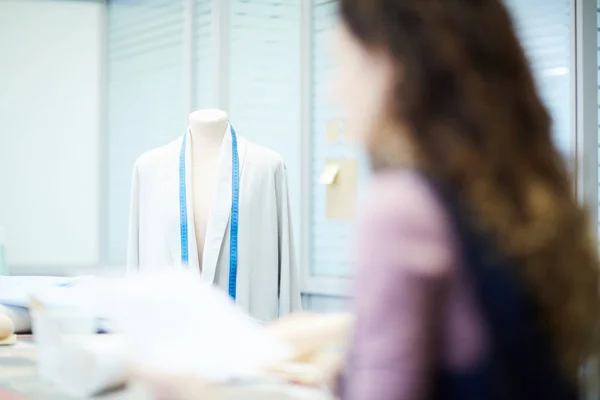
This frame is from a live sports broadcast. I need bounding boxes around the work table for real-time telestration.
[0,336,334,400]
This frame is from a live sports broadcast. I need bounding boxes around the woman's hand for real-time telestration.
[266,312,353,361]
[264,312,353,387]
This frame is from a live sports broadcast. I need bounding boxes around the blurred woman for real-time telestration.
[276,0,600,399]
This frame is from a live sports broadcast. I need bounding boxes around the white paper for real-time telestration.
[0,277,115,334]
[319,164,340,185]
[0,276,93,308]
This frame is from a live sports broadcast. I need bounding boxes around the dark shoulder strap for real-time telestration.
[423,174,577,400]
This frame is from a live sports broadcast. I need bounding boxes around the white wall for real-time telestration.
[0,0,104,269]
[105,0,189,265]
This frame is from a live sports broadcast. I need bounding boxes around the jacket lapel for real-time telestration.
[184,129,201,273]
[201,125,247,284]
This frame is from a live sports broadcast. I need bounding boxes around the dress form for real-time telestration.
[189,109,228,272]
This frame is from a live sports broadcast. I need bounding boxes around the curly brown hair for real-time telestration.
[340,0,599,381]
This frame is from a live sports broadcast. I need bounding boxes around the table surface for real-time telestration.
[0,336,334,400]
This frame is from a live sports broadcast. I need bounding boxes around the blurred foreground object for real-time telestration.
[0,272,338,398]
[102,271,336,399]
[97,270,293,380]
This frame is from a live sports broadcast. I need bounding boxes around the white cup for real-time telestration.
[30,308,97,382]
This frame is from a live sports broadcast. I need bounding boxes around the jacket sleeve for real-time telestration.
[126,162,140,272]
[275,160,303,316]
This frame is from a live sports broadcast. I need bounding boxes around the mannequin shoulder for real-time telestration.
[243,141,286,172]
[132,138,182,175]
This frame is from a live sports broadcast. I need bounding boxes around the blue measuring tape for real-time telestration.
[179,135,190,265]
[179,125,240,300]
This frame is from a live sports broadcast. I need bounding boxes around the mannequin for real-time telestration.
[188,109,228,272]
[127,110,303,320]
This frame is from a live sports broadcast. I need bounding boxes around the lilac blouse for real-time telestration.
[341,170,489,400]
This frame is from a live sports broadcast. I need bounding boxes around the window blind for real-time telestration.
[106,0,188,264]
[193,0,213,109]
[228,0,302,250]
[506,0,572,157]
[310,0,369,278]
[308,0,571,279]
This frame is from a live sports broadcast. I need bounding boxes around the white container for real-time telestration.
[30,309,97,382]
[51,334,129,397]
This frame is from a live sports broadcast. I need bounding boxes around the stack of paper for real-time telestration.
[0,276,87,308]
[0,276,99,334]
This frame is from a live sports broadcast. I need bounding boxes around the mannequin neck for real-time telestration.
[189,109,228,148]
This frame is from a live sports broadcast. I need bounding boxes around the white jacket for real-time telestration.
[127,127,302,321]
